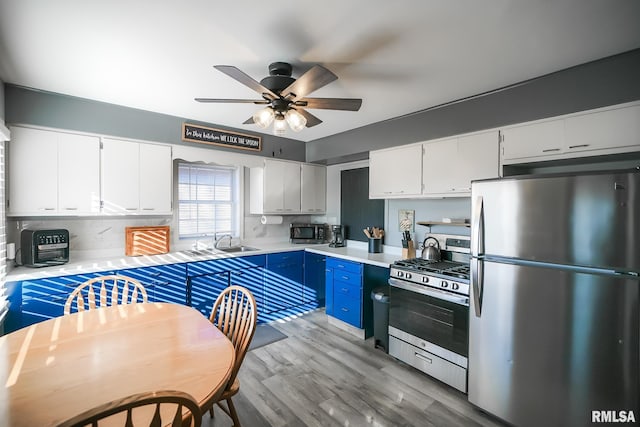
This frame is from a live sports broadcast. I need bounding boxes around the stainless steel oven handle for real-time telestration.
[388,278,470,306]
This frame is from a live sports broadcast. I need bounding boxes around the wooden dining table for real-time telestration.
[0,302,235,427]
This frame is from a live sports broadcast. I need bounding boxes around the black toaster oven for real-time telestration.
[21,229,70,268]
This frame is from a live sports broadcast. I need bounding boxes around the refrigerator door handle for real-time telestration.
[472,195,484,257]
[471,258,483,317]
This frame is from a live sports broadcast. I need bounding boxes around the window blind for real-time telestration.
[178,163,237,238]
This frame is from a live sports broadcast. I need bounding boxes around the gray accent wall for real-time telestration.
[307,48,640,163]
[4,85,306,161]
[0,80,5,120]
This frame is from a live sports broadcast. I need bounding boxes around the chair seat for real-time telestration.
[219,378,240,400]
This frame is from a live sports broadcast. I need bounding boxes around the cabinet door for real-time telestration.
[301,164,326,213]
[303,252,326,304]
[325,267,334,316]
[282,161,301,212]
[8,126,58,214]
[501,119,565,162]
[189,272,229,318]
[369,144,422,198]
[58,133,101,214]
[262,160,285,212]
[139,143,172,214]
[20,272,111,327]
[102,138,139,214]
[457,131,499,190]
[265,251,304,313]
[231,266,265,322]
[564,104,640,153]
[423,138,458,194]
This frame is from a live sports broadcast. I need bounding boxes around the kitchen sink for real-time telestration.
[216,246,259,253]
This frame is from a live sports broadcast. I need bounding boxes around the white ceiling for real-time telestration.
[1,1,639,143]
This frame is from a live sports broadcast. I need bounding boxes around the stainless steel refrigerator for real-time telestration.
[469,169,639,427]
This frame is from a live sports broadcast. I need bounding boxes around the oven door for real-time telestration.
[388,277,469,358]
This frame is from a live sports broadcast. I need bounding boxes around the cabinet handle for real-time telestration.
[542,148,561,153]
[568,144,590,149]
[125,207,138,211]
[41,207,56,211]
[63,207,78,210]
[414,353,433,364]
[341,276,349,281]
[141,207,156,211]
[341,288,348,292]
[341,307,349,312]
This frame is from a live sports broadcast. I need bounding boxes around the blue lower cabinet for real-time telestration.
[303,252,326,305]
[189,271,229,318]
[118,264,187,305]
[264,251,304,313]
[19,271,113,329]
[325,266,334,316]
[326,257,365,330]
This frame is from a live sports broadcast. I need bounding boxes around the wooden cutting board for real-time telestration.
[125,226,170,256]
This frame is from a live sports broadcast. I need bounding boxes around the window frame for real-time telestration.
[176,161,241,240]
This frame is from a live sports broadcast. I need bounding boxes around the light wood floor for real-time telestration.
[202,309,505,427]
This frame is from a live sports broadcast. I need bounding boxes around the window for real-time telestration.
[177,162,238,238]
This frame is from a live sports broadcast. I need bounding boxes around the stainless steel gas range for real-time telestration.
[388,235,470,393]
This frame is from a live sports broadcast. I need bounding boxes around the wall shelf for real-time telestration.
[417,221,470,228]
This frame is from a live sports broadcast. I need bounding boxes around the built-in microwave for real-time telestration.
[21,229,70,268]
[289,223,328,244]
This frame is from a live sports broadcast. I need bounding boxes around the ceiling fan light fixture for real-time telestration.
[253,107,274,128]
[273,115,287,136]
[285,109,307,132]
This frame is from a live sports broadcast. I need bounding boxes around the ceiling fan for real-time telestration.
[195,62,362,135]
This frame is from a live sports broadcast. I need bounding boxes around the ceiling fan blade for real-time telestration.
[195,98,270,104]
[213,65,279,99]
[281,65,337,101]
[296,97,362,111]
[296,108,323,128]
[243,117,255,124]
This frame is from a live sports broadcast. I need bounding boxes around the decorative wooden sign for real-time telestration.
[182,123,262,151]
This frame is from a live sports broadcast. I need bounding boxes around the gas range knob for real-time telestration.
[422,276,429,283]
[441,281,448,288]
[451,283,459,290]
[397,271,404,278]
[405,272,412,279]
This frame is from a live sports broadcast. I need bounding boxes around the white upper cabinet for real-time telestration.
[423,131,499,196]
[251,159,302,214]
[369,144,423,199]
[8,126,100,216]
[102,138,172,215]
[564,104,640,153]
[301,163,326,213]
[502,102,640,165]
[501,119,565,162]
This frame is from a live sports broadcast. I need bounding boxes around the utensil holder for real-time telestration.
[402,240,416,259]
[368,238,382,253]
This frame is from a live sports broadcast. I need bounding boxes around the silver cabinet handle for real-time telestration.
[414,353,433,364]
[542,148,561,153]
[568,144,590,149]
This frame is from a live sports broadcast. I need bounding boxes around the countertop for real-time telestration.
[6,240,403,282]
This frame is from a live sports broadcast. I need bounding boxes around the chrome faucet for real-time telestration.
[214,233,233,249]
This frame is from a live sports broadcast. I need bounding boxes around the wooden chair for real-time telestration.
[206,285,257,427]
[64,275,148,315]
[56,390,201,427]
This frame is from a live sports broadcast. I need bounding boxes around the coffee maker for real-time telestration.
[329,225,345,247]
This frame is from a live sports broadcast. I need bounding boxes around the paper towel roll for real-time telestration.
[260,215,283,225]
[6,243,15,260]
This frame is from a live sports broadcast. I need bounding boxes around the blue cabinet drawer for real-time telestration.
[334,280,361,300]
[332,270,362,287]
[333,296,361,327]
[327,258,362,274]
[267,251,303,267]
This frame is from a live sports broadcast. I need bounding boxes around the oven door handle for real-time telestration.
[388,278,469,306]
